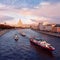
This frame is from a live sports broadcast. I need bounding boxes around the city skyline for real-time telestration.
[0,0,60,25]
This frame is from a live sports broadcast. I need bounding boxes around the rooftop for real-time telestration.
[55,24,60,27]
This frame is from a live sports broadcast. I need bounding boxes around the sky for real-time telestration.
[0,0,60,25]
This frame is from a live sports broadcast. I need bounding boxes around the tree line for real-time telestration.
[0,24,15,29]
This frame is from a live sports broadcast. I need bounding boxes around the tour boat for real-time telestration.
[30,38,55,51]
[14,34,19,41]
[20,32,26,36]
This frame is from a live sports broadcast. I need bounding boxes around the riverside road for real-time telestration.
[0,29,60,60]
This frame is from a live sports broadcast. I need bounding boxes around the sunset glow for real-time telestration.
[0,0,60,25]
[43,22,49,25]
[0,1,60,60]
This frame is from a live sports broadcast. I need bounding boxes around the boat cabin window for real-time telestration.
[35,38,43,41]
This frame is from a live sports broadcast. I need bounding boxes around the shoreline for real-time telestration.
[32,29,60,38]
[0,29,10,36]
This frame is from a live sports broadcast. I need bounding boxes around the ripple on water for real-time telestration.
[0,29,60,60]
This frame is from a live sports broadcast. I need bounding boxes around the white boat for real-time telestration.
[14,34,19,41]
[30,38,55,51]
[20,32,26,36]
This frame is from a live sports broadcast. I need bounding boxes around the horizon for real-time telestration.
[0,0,60,25]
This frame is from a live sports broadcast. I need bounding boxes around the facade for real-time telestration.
[44,24,53,32]
[38,23,45,31]
[52,24,60,33]
[31,24,39,30]
[38,23,53,31]
[31,22,60,33]
[38,23,56,32]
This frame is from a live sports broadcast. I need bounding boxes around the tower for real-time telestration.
[17,19,23,27]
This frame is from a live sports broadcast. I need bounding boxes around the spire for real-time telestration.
[17,19,23,27]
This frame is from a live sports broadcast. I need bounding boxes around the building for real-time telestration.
[44,24,54,32]
[38,23,56,32]
[38,23,46,31]
[22,24,30,28]
[52,24,60,33]
[31,24,39,30]
[17,19,23,27]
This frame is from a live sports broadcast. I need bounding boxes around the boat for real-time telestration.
[30,38,55,51]
[20,32,26,36]
[14,34,19,41]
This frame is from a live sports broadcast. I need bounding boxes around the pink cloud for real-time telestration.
[0,2,60,24]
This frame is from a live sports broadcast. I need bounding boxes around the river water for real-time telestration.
[0,29,60,60]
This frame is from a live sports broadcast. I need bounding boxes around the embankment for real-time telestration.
[0,29,10,36]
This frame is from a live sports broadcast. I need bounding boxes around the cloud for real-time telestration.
[29,2,60,23]
[0,0,60,9]
[0,1,60,24]
[40,2,50,6]
[9,2,60,24]
[0,0,40,9]
[0,3,6,8]
[42,0,60,3]
[33,2,60,16]
[0,15,14,23]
